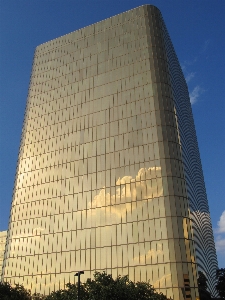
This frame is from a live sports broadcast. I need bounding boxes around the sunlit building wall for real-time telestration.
[2,5,217,299]
[0,231,7,281]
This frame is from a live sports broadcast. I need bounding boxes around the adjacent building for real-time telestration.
[2,5,218,299]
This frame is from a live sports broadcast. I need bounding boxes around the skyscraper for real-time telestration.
[2,5,217,299]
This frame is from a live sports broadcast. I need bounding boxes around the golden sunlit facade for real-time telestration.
[0,231,7,281]
[2,5,217,299]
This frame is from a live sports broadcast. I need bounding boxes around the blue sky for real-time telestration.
[0,0,224,268]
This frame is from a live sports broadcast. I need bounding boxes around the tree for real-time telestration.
[0,272,170,299]
[32,292,47,299]
[0,281,31,300]
[45,271,169,300]
[216,268,225,299]
[197,271,211,300]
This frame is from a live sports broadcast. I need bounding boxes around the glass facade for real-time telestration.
[2,5,217,299]
[160,18,218,295]
[0,231,7,281]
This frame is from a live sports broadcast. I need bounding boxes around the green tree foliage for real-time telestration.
[0,281,31,300]
[198,271,208,290]
[216,268,225,299]
[197,271,211,300]
[45,271,169,300]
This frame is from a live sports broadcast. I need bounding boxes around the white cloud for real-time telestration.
[182,58,197,67]
[189,85,204,105]
[215,236,225,253]
[217,210,225,233]
[185,72,195,83]
[214,211,225,261]
[90,167,163,213]
[202,39,210,52]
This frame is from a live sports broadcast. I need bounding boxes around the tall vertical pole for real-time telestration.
[75,271,84,300]
[77,272,80,300]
